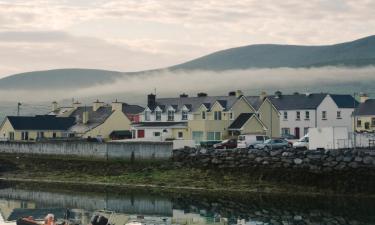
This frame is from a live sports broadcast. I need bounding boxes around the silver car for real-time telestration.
[255,139,291,150]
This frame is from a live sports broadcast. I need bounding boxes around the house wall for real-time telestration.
[84,110,132,139]
[241,117,267,134]
[355,115,375,132]
[141,110,193,122]
[317,95,354,132]
[230,97,255,118]
[258,99,280,138]
[279,109,316,138]
[0,119,15,140]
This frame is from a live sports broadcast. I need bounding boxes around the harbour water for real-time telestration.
[0,183,374,225]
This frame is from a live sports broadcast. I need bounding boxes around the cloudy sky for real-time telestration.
[0,0,374,78]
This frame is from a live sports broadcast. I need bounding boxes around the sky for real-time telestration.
[0,0,375,78]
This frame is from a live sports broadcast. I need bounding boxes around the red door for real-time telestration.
[137,130,145,138]
[294,127,300,139]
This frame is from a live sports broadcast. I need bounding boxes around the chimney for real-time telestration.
[112,99,123,111]
[275,91,282,98]
[93,99,104,111]
[228,91,236,96]
[235,90,243,98]
[73,101,81,109]
[259,91,267,101]
[180,93,188,98]
[82,111,89,124]
[197,92,208,97]
[51,101,58,112]
[359,93,369,103]
[147,93,156,109]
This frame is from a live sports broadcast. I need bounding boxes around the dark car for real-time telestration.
[281,133,297,140]
[213,139,237,149]
[255,138,292,150]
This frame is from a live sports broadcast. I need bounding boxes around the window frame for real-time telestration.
[337,111,342,119]
[296,111,301,121]
[155,111,161,121]
[181,110,188,120]
[214,111,222,120]
[322,111,327,120]
[167,110,175,121]
[283,111,288,120]
[305,111,310,120]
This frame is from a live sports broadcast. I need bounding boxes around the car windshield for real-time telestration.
[264,139,272,144]
[221,139,229,144]
[238,136,245,141]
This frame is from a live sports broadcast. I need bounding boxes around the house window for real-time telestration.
[155,111,161,121]
[52,132,57,138]
[9,132,14,141]
[337,111,342,119]
[304,127,309,135]
[357,120,362,127]
[207,132,221,141]
[21,131,29,140]
[214,111,222,120]
[167,110,174,121]
[192,131,204,144]
[322,111,327,120]
[202,111,206,120]
[37,132,44,139]
[281,128,290,135]
[296,111,300,121]
[305,111,310,120]
[153,132,161,137]
[365,122,370,130]
[283,111,288,120]
[372,118,375,127]
[178,132,183,139]
[145,111,150,121]
[181,111,188,120]
[229,112,234,120]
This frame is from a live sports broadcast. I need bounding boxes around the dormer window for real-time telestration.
[229,112,234,120]
[145,111,150,121]
[214,111,222,120]
[202,111,206,120]
[182,110,188,120]
[155,111,161,121]
[168,110,175,121]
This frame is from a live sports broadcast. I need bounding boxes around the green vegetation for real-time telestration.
[0,154,374,196]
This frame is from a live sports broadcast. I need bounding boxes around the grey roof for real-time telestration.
[228,113,255,130]
[122,104,144,114]
[330,94,359,108]
[153,95,241,112]
[68,106,112,133]
[355,99,375,116]
[268,93,327,110]
[6,115,75,131]
[245,96,264,110]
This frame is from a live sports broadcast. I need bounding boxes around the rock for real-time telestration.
[343,156,352,162]
[363,156,373,165]
[294,158,303,165]
[354,156,363,162]
[293,215,303,221]
[255,157,263,163]
[348,162,358,168]
[270,150,282,156]
[282,152,293,157]
[335,162,347,170]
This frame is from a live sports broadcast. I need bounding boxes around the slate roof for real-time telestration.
[6,115,75,131]
[268,93,327,110]
[133,122,187,127]
[228,113,255,130]
[68,106,113,133]
[245,96,264,110]
[153,95,244,112]
[330,94,359,108]
[355,99,375,116]
[122,104,145,114]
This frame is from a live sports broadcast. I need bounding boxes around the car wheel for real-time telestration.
[264,146,269,150]
[282,146,287,150]
[248,145,254,149]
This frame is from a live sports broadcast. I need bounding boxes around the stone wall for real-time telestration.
[0,141,172,160]
[173,147,375,172]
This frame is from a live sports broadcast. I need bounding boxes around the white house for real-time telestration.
[269,92,358,139]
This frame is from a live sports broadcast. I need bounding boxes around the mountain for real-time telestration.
[171,35,375,70]
[0,68,125,90]
[0,35,375,90]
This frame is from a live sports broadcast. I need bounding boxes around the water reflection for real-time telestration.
[0,183,374,225]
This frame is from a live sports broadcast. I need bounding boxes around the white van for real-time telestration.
[293,134,309,150]
[237,134,270,149]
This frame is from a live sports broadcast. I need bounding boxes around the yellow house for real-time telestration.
[51,100,144,140]
[0,115,75,141]
[355,97,375,132]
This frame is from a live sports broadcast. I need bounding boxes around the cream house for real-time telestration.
[355,94,375,132]
[51,100,144,140]
[0,115,75,141]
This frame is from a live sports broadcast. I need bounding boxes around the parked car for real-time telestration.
[281,133,296,140]
[293,135,309,150]
[237,134,270,149]
[213,139,237,149]
[255,138,291,150]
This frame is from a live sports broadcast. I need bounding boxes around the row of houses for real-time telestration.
[0,91,374,143]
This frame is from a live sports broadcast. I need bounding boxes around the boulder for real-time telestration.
[363,156,373,165]
[294,158,303,165]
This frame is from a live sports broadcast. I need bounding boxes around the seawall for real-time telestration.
[0,141,173,160]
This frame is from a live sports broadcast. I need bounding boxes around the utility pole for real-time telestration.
[17,102,22,116]
[353,92,357,151]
